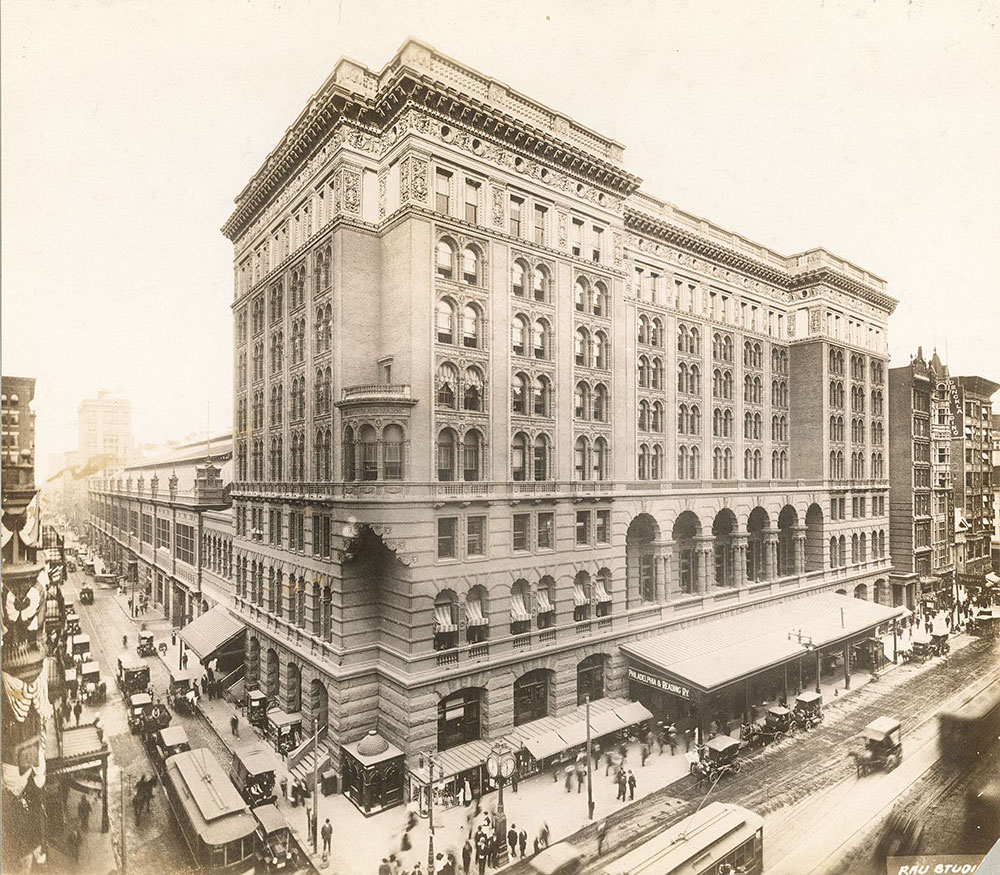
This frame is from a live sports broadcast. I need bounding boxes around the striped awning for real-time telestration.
[434,603,457,632]
[573,583,589,607]
[510,592,530,623]
[537,589,554,613]
[594,578,611,603]
[466,598,488,627]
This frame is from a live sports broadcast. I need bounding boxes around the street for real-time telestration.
[65,570,248,875]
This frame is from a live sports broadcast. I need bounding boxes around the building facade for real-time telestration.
[78,390,133,464]
[950,377,999,582]
[88,436,234,626]
[222,40,896,774]
[888,349,955,610]
[991,413,1000,574]
[1,377,51,867]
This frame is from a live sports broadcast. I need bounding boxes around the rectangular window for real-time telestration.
[141,514,153,544]
[175,524,195,565]
[513,513,531,552]
[534,205,548,245]
[467,516,486,557]
[571,218,584,256]
[156,518,171,549]
[435,169,451,214]
[437,517,457,559]
[510,196,523,237]
[592,226,603,262]
[269,508,281,545]
[464,180,480,224]
[537,512,553,550]
[129,511,139,537]
[576,510,591,545]
[596,509,610,544]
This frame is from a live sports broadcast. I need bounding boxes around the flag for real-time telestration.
[45,454,114,483]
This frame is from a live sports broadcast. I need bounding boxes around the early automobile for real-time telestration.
[247,689,269,729]
[116,654,151,697]
[138,703,172,746]
[136,630,156,658]
[65,613,81,635]
[762,705,797,740]
[930,631,951,657]
[167,668,197,715]
[793,691,823,730]
[127,692,153,733]
[253,804,298,871]
[687,734,742,784]
[266,710,302,756]
[906,634,934,664]
[80,661,105,704]
[79,586,94,605]
[152,725,190,768]
[853,716,903,777]
[68,634,91,664]
[229,745,278,809]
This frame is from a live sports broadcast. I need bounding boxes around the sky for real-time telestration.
[3,0,999,479]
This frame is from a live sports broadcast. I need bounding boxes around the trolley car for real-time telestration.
[938,678,1000,766]
[162,748,258,874]
[597,802,763,875]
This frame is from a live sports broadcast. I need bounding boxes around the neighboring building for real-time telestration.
[951,377,999,582]
[78,390,133,463]
[221,40,899,796]
[888,348,955,611]
[991,413,1000,574]
[87,435,233,627]
[1,378,49,868]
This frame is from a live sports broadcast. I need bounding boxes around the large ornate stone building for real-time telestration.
[222,40,897,788]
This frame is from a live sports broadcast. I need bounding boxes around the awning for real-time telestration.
[537,589,554,613]
[621,593,905,695]
[594,578,612,603]
[573,584,589,607]
[986,572,1000,585]
[178,605,245,661]
[512,697,651,762]
[510,592,530,623]
[466,598,488,626]
[523,731,567,761]
[434,603,457,632]
[409,738,493,784]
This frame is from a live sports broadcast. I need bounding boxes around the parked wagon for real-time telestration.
[687,735,742,784]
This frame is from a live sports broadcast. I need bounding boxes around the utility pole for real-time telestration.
[586,697,594,820]
[426,754,435,875]
[312,727,321,854]
[121,773,128,875]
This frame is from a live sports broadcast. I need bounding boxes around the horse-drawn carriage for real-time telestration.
[246,689,269,730]
[741,705,797,747]
[136,630,156,658]
[80,661,106,704]
[687,735,742,784]
[930,631,950,657]
[167,668,198,715]
[852,716,903,777]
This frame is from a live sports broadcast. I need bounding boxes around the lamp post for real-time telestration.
[586,697,594,820]
[424,753,435,875]
[485,742,516,867]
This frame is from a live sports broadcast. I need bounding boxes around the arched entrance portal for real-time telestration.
[626,514,659,607]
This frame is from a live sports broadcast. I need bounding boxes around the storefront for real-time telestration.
[621,592,905,742]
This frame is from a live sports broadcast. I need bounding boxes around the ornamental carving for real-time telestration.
[378,169,387,219]
[399,159,410,202]
[343,169,361,215]
[557,211,568,247]
[809,307,823,333]
[613,233,624,267]
[492,187,505,227]
[411,158,428,202]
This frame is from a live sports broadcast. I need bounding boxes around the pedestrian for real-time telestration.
[448,853,458,875]
[604,751,613,776]
[230,714,239,737]
[511,769,518,793]
[508,824,518,858]
[380,859,393,875]
[123,633,128,648]
[684,727,693,753]
[616,770,627,801]
[596,820,607,856]
[628,770,636,801]
[73,700,82,726]
[641,743,650,767]
[533,836,541,856]
[476,841,487,875]
[576,767,584,793]
[171,630,177,647]
[540,822,550,848]
[280,776,288,800]
[518,828,527,859]
[182,653,189,670]
[78,794,92,832]
[193,680,200,698]
[666,725,678,756]
[462,839,472,875]
[321,818,332,853]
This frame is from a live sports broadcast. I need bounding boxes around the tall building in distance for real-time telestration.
[1,377,50,868]
[221,39,899,800]
[951,376,999,582]
[78,390,133,464]
[991,413,1000,573]
[888,348,955,611]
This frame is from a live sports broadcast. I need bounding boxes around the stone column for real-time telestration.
[732,534,748,587]
[696,536,714,593]
[660,544,673,603]
[763,528,779,580]
[794,526,808,575]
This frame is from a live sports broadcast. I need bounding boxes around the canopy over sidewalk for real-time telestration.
[178,605,244,662]
[621,593,903,695]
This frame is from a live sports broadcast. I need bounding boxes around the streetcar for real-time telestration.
[938,678,1000,766]
[162,748,258,874]
[596,802,763,875]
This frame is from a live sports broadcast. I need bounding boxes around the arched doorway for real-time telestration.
[310,677,329,737]
[672,511,701,594]
[854,583,868,600]
[265,647,279,698]
[712,509,737,587]
[777,505,798,577]
[746,507,769,582]
[626,514,659,607]
[805,504,824,572]
[576,654,608,705]
[513,669,553,726]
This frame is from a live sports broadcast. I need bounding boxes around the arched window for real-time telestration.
[533,434,550,481]
[593,331,608,369]
[462,304,482,349]
[437,363,458,408]
[690,405,701,435]
[575,383,591,420]
[638,444,649,480]
[437,428,457,482]
[532,319,549,360]
[462,246,480,284]
[678,403,689,434]
[511,432,530,481]
[651,318,663,347]
[510,580,531,635]
[689,365,701,394]
[677,362,688,392]
[357,425,377,481]
[594,437,608,480]
[593,282,608,316]
[463,367,484,412]
[593,384,608,422]
[463,430,483,481]
[689,327,701,355]
[511,315,529,356]
[651,358,664,390]
[678,445,689,479]
[383,424,403,480]
[433,591,459,651]
[342,426,355,481]
[574,279,589,313]
[512,261,527,297]
[723,408,733,437]
[651,444,663,480]
[436,240,455,278]
[573,571,592,622]
[511,373,529,415]
[575,436,590,480]
[533,266,549,302]
[436,299,455,343]
[575,327,590,367]
[638,399,649,431]
[532,376,550,417]
[638,316,650,346]
[677,324,689,353]
[689,446,700,479]
[651,400,663,432]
